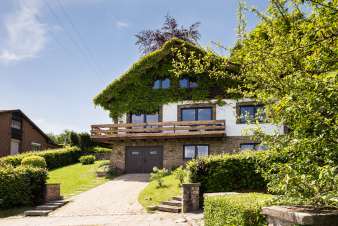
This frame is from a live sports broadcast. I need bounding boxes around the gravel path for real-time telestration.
[0,174,193,226]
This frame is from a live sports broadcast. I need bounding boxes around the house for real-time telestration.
[0,109,59,157]
[91,38,284,173]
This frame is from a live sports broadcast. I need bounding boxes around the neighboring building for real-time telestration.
[0,109,58,157]
[91,39,284,173]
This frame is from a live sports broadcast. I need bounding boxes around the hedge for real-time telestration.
[186,150,287,194]
[0,165,47,209]
[79,155,96,165]
[0,147,82,170]
[204,193,273,226]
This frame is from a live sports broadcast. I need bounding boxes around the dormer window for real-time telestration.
[179,78,198,88]
[153,79,170,89]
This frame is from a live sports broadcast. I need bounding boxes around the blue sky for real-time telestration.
[0,0,267,134]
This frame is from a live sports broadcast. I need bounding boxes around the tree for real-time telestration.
[172,0,338,206]
[135,15,201,54]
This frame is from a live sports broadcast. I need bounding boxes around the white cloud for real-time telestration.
[0,0,47,63]
[115,20,129,29]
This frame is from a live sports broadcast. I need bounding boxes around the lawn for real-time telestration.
[47,160,110,198]
[138,174,181,208]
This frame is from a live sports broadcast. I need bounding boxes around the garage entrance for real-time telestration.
[125,146,163,173]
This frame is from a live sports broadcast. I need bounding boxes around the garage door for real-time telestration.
[125,146,163,173]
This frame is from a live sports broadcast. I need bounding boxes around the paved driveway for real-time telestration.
[0,174,193,226]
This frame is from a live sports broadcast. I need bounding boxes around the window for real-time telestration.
[31,142,42,151]
[240,143,268,151]
[11,119,21,130]
[184,145,209,159]
[239,105,265,123]
[130,113,159,128]
[179,78,198,88]
[181,107,212,121]
[153,79,170,89]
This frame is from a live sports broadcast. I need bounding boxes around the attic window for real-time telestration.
[179,78,198,88]
[153,79,170,89]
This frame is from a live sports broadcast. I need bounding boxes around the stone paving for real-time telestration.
[0,174,198,226]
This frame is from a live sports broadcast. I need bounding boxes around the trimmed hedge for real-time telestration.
[21,156,47,168]
[79,155,96,165]
[0,165,47,209]
[186,150,287,194]
[86,146,112,154]
[204,193,273,226]
[0,147,82,170]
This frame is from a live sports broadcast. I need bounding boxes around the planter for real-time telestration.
[45,183,62,201]
[262,206,338,226]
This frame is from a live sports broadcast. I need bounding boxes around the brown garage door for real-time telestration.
[125,146,163,173]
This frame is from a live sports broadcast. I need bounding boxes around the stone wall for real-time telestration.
[110,136,253,172]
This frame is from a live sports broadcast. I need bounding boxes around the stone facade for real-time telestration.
[182,183,200,213]
[109,136,253,172]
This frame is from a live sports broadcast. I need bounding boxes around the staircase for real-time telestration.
[24,200,69,216]
[156,196,182,213]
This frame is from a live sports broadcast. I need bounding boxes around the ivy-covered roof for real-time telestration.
[94,38,239,119]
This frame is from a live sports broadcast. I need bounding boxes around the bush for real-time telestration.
[173,166,188,186]
[204,193,273,226]
[86,146,112,154]
[79,155,96,165]
[0,165,47,209]
[150,167,170,187]
[21,156,47,168]
[186,150,287,195]
[0,147,82,170]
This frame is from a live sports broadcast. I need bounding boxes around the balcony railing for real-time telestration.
[91,120,226,141]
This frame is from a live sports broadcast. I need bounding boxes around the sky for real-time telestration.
[0,0,267,134]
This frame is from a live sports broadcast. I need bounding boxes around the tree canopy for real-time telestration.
[135,15,201,55]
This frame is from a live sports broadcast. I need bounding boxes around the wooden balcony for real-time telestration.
[91,120,226,142]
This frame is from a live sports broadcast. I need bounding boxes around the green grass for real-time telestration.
[138,174,181,208]
[47,160,110,198]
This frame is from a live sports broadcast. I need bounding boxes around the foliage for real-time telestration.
[79,155,96,165]
[48,131,93,149]
[85,146,112,154]
[173,166,188,186]
[173,0,338,207]
[0,165,47,209]
[94,38,239,119]
[138,174,181,209]
[135,14,200,55]
[204,193,273,226]
[186,151,284,194]
[150,167,170,188]
[21,156,47,168]
[48,160,109,197]
[0,147,82,170]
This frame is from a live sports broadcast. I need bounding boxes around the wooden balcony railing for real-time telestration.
[91,120,226,141]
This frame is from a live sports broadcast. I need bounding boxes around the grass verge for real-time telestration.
[138,174,181,209]
[47,160,110,198]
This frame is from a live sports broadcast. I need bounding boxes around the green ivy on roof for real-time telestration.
[93,38,241,119]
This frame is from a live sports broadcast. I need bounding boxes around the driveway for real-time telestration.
[0,174,194,226]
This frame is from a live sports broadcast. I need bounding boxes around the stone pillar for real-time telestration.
[45,183,62,201]
[182,183,200,213]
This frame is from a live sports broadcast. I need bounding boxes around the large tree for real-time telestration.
[135,15,200,54]
[172,0,338,206]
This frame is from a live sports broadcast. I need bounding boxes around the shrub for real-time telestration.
[85,146,112,154]
[150,167,169,187]
[0,147,82,170]
[21,156,47,168]
[79,155,96,165]
[204,193,273,226]
[0,165,47,209]
[173,166,188,186]
[186,150,287,195]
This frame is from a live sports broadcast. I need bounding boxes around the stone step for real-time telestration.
[157,204,181,213]
[24,210,51,216]
[162,200,182,207]
[172,196,182,201]
[35,205,59,211]
[47,200,69,206]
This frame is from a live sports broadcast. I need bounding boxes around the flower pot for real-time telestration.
[262,206,338,226]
